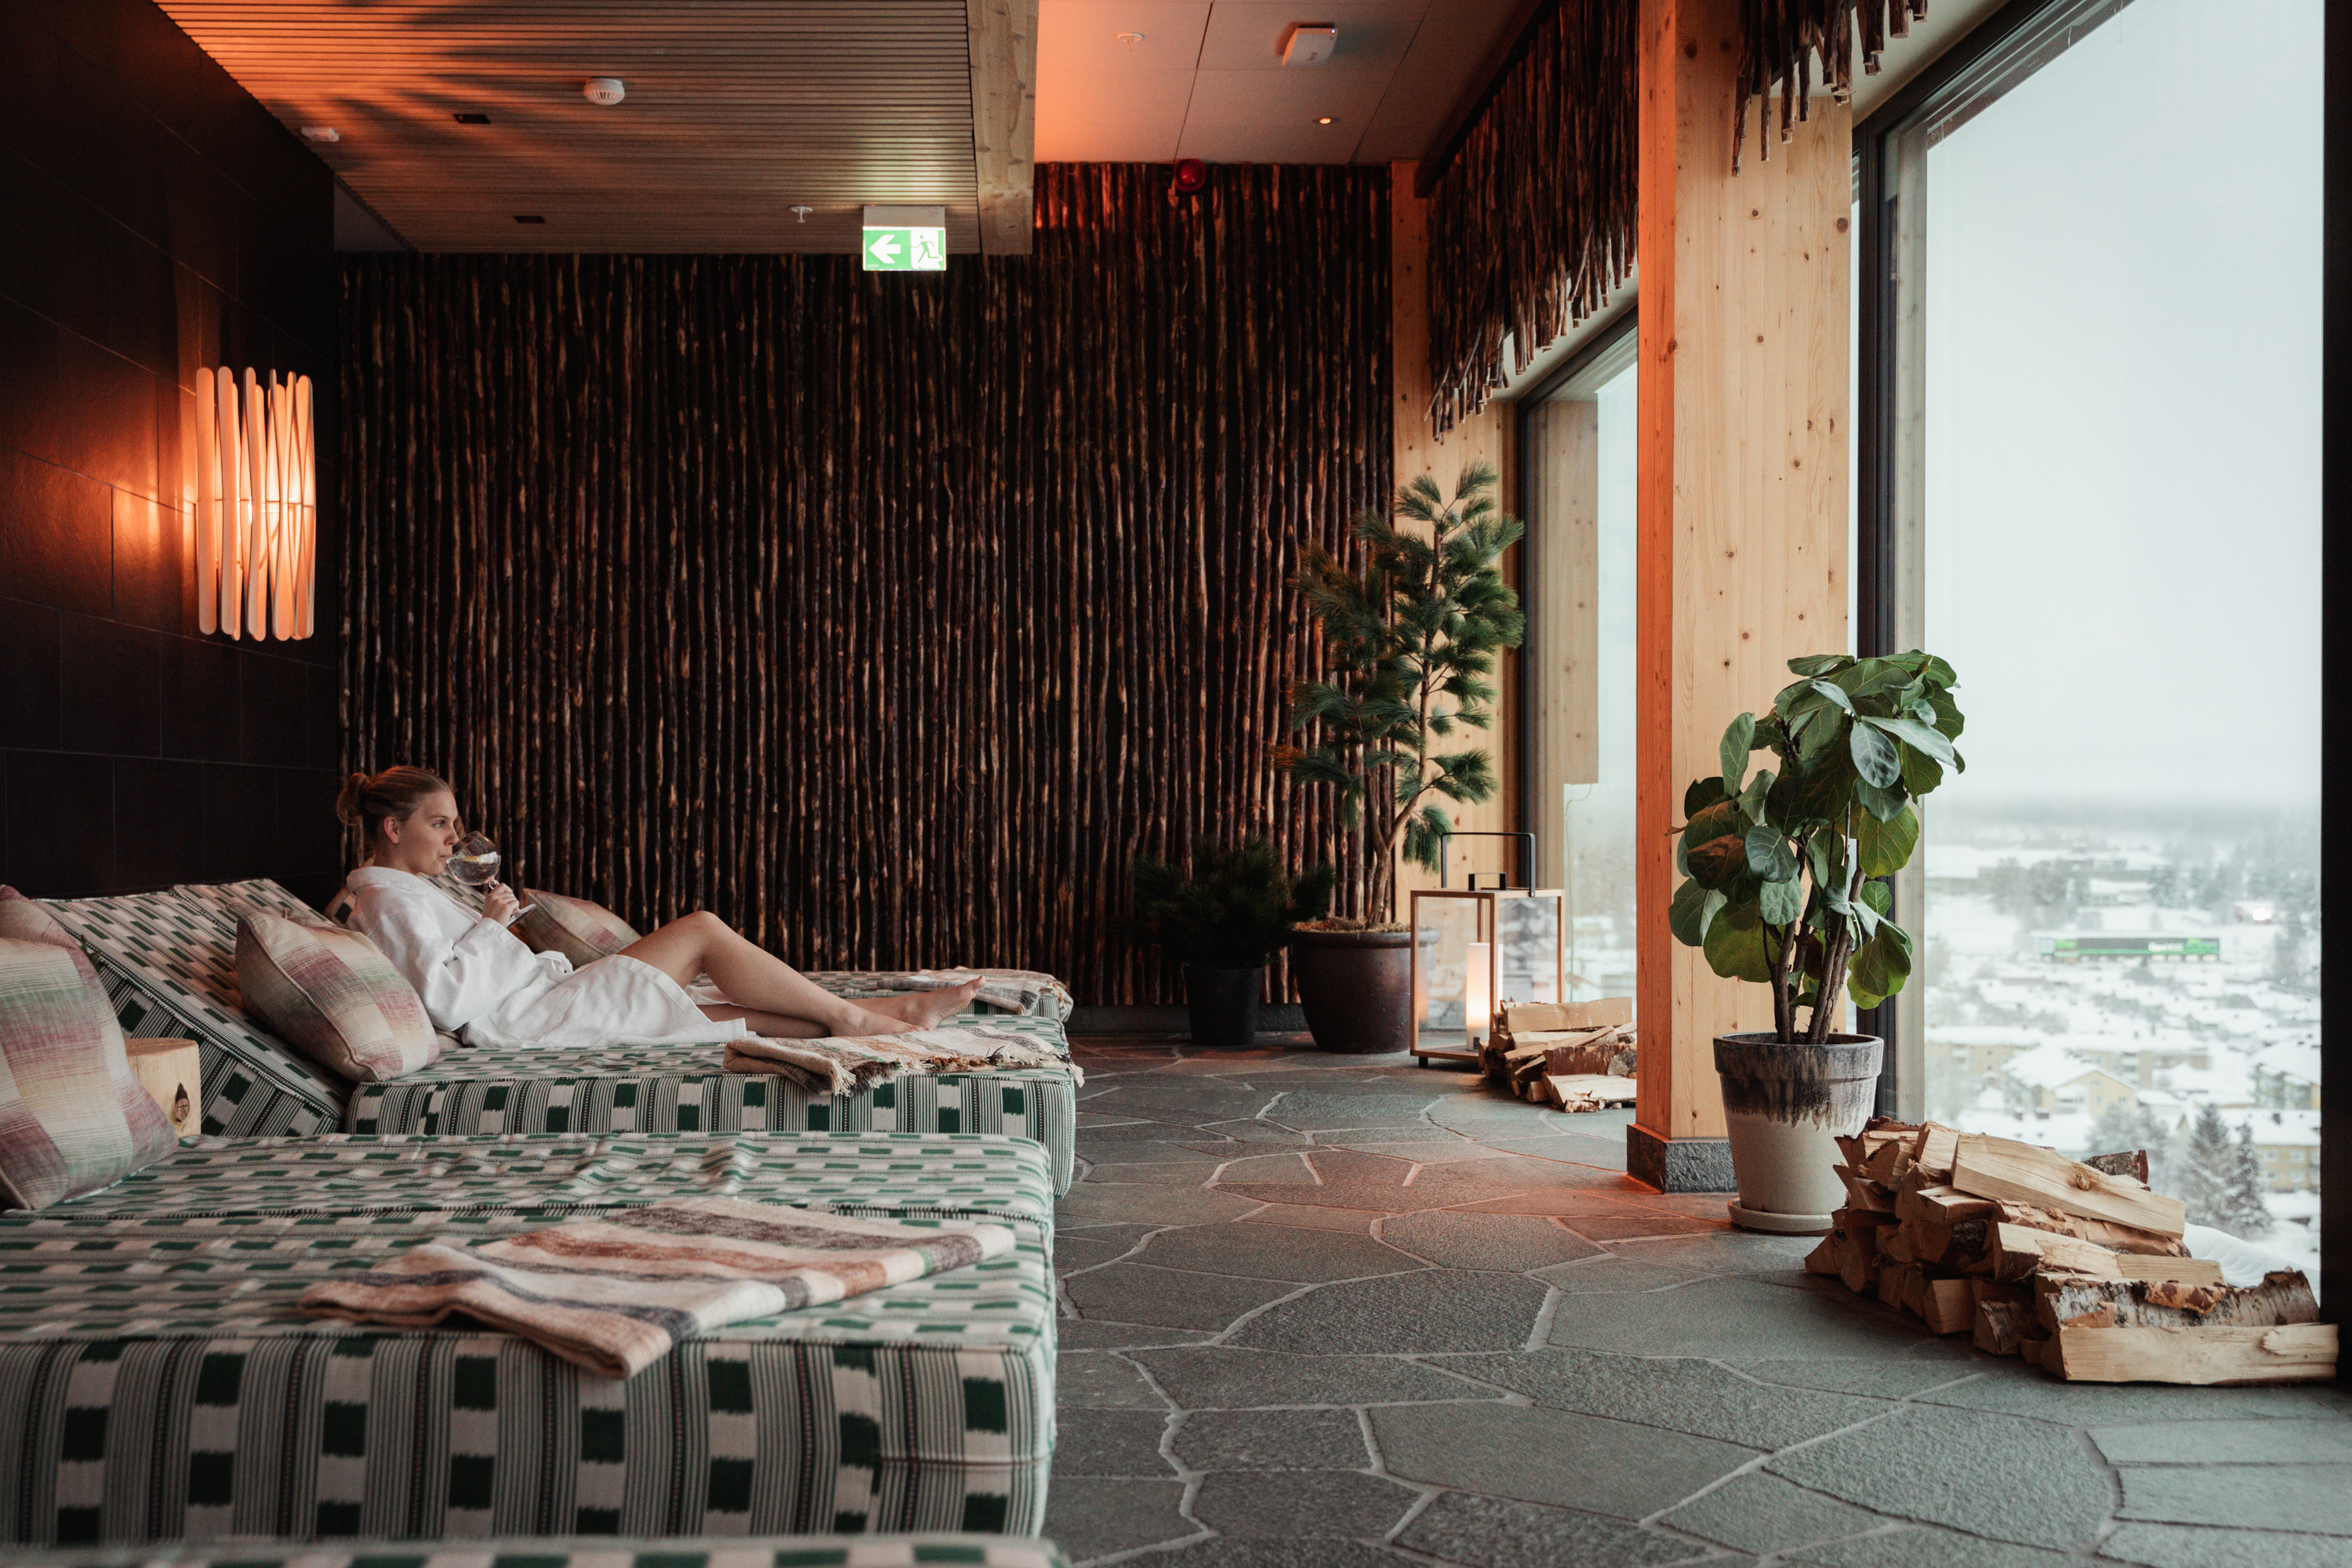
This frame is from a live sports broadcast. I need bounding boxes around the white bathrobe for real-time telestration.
[343,867,748,1051]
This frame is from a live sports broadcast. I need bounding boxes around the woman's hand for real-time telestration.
[481,883,522,926]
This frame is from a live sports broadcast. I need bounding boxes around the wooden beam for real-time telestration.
[1632,0,1851,1182]
[968,0,1037,255]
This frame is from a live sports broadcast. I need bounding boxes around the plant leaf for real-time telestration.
[1809,680,1855,713]
[1899,742,1944,797]
[1860,714,1955,764]
[1704,903,1775,983]
[1720,713,1755,795]
[1856,775,1909,822]
[1857,804,1921,877]
[1668,878,1711,946]
[1739,768,1775,825]
[1787,654,1853,678]
[1759,874,1806,927]
[1848,921,1915,1005]
[1744,824,1798,882]
[1849,721,1902,788]
[1684,775,1730,819]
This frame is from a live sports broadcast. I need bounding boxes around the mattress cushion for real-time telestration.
[347,1022,1080,1195]
[0,1134,1059,1544]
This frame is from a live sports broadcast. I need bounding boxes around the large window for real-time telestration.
[1522,322,1639,1006]
[1863,0,2324,1264]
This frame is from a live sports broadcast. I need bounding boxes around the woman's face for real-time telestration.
[379,789,462,875]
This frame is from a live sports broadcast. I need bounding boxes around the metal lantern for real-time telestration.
[1409,882,1566,1068]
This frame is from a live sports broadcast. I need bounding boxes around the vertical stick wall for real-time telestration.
[1634,0,1851,1184]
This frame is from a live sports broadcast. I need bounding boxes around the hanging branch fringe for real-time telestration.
[1734,0,1929,170]
[1425,0,1637,437]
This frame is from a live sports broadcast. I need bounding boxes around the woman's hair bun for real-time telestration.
[339,766,454,851]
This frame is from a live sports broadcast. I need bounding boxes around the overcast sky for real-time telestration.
[1921,0,2323,808]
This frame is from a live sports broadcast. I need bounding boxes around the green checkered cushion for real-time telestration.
[59,1132,1058,1238]
[0,1537,1073,1567]
[0,1133,1059,1544]
[347,1022,1079,1195]
[39,893,345,1138]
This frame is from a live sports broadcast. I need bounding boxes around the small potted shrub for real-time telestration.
[1276,463,1525,1051]
[1131,837,1334,1047]
[1671,651,1965,1231]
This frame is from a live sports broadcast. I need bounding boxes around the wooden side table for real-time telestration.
[125,1038,200,1137]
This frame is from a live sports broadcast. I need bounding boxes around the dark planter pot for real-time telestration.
[1184,966,1264,1048]
[1290,927,1436,1054]
[1713,1032,1884,1234]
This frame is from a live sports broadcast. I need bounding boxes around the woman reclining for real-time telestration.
[336,766,982,1048]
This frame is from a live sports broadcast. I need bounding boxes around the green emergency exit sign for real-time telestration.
[862,205,947,271]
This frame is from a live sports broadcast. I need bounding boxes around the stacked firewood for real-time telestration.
[1805,1118,2336,1385]
[1483,1000,1636,1111]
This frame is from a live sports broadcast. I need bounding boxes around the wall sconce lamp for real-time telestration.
[194,367,314,640]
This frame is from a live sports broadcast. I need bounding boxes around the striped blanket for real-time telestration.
[297,1196,1017,1378]
[725,1022,1080,1097]
[816,968,1075,1021]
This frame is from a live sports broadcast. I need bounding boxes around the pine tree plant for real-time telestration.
[1668,652,1966,1044]
[1276,463,1525,922]
[1129,837,1336,971]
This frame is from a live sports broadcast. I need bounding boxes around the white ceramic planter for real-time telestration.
[1713,1033,1884,1234]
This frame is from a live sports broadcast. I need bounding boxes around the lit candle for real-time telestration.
[1465,941,1492,1044]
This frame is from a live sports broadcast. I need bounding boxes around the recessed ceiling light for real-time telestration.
[514,214,546,224]
[300,125,339,143]
[454,112,491,125]
[1316,116,1335,125]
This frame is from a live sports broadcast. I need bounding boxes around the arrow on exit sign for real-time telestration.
[862,227,946,272]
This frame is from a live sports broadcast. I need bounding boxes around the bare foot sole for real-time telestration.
[903,978,986,1028]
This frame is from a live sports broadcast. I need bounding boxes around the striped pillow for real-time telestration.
[0,885,82,953]
[518,889,642,966]
[234,912,442,1083]
[0,931,180,1210]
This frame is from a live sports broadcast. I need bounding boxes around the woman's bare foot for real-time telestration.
[862,978,986,1029]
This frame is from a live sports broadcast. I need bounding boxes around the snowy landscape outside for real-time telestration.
[1918,0,2323,1268]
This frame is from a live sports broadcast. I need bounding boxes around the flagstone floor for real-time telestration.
[1044,1034,2352,1568]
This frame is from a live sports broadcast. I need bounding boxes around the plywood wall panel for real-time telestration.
[340,164,1391,1001]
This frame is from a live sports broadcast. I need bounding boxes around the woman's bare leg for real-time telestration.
[622,912,982,1033]
[699,1004,824,1038]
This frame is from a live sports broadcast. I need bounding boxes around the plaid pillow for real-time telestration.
[517,887,642,965]
[234,912,443,1083]
[0,886,82,953]
[0,935,179,1209]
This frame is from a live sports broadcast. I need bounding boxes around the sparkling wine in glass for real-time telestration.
[449,830,503,888]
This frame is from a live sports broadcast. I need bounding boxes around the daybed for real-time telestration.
[0,1131,1058,1544]
[41,880,1080,1193]
[0,1537,1073,1568]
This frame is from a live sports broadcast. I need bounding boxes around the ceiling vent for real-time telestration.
[1282,25,1338,67]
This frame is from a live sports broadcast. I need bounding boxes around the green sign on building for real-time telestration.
[862,205,947,272]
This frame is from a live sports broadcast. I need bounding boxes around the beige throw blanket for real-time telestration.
[298,1196,1016,1378]
[814,967,1076,1021]
[724,1022,1081,1097]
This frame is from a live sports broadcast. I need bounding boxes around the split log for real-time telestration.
[2034,1269,2317,1336]
[2019,1333,2052,1367]
[2082,1148,2151,1185]
[1911,1123,1959,1180]
[1950,1134,2186,1238]
[1918,1276,1976,1335]
[1973,1298,2027,1356]
[1997,1202,2188,1257]
[1545,1073,1637,1111]
[1896,1182,2000,1226]
[2052,1323,2338,1385]
[1834,1166,1896,1214]
[1990,1223,2126,1283]
[1803,1232,1842,1276]
[1499,998,1632,1033]
[1863,1137,1912,1186]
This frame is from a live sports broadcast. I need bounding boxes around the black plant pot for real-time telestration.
[1184,965,1265,1048]
[1290,928,1436,1053]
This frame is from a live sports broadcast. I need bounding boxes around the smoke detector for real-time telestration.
[583,78,626,105]
[300,125,339,143]
[1282,25,1338,66]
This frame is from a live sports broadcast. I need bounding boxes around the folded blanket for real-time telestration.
[724,1022,1082,1097]
[299,1196,1016,1378]
[811,967,1076,1021]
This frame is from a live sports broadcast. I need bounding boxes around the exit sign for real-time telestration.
[862,205,946,271]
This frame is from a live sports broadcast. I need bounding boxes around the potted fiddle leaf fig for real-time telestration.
[1131,837,1334,1047]
[1671,650,1965,1232]
[1275,463,1525,1051]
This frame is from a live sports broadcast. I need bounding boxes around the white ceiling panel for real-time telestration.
[1036,67,1200,162]
[1177,65,1393,163]
[1193,1,1428,73]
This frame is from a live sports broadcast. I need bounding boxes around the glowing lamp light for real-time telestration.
[194,366,314,640]
[1464,942,1493,1044]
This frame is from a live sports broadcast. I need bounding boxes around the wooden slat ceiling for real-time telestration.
[158,1,1006,253]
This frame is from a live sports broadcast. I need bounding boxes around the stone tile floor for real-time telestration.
[1044,1036,2352,1567]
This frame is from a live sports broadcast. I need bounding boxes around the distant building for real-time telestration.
[2233,901,2276,924]
[1999,1043,2140,1120]
[2252,1042,2322,1110]
[2223,1108,2321,1192]
[2047,1033,2209,1087]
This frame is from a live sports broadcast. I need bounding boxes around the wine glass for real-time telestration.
[449,830,531,920]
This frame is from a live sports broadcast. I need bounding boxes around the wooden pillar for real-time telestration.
[1390,162,1521,906]
[1632,0,1851,1189]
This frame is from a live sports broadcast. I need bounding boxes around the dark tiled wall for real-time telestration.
[0,0,341,906]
